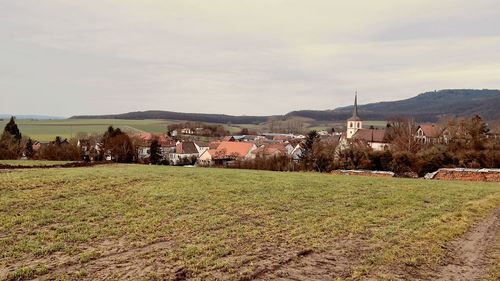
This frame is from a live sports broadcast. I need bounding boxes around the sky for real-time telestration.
[1,0,500,117]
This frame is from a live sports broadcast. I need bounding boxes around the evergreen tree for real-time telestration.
[3,116,22,142]
[26,138,34,158]
[299,130,319,171]
[149,138,162,164]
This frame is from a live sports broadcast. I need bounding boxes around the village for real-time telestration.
[1,94,498,179]
[12,95,487,177]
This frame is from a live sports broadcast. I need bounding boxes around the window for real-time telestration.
[349,122,353,128]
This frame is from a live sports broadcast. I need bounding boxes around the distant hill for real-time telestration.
[289,89,500,122]
[71,89,500,123]
[71,110,271,124]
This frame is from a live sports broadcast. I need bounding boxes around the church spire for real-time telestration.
[352,91,359,119]
[348,91,361,121]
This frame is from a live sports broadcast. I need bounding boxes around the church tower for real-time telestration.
[346,92,362,139]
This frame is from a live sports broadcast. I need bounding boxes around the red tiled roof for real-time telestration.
[254,143,287,156]
[213,141,255,159]
[176,141,199,154]
[418,124,441,138]
[352,129,388,143]
[209,141,221,149]
[195,141,209,148]
[131,132,174,146]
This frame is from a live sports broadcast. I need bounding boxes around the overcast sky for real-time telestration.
[1,0,500,117]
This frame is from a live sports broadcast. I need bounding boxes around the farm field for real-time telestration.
[0,119,251,141]
[0,119,170,141]
[1,166,499,280]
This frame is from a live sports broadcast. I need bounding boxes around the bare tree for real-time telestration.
[386,116,421,153]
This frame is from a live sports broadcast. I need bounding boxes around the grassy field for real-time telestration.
[0,119,249,141]
[0,119,172,141]
[1,166,499,280]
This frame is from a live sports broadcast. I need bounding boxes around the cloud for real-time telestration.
[0,0,499,116]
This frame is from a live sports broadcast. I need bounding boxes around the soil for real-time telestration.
[431,208,500,281]
[0,162,109,170]
[4,210,499,281]
[434,170,500,182]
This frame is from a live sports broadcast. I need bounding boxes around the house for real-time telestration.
[351,129,390,151]
[222,136,235,142]
[169,141,200,165]
[415,124,443,144]
[261,133,294,141]
[132,133,175,162]
[194,141,210,156]
[291,144,303,161]
[198,149,216,166]
[205,141,257,166]
[252,143,291,158]
[77,139,91,151]
[77,139,103,161]
[317,130,330,136]
[181,128,194,135]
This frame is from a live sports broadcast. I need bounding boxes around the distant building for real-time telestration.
[351,128,390,151]
[180,128,194,135]
[200,141,256,166]
[346,93,362,139]
[415,124,444,144]
[169,141,199,165]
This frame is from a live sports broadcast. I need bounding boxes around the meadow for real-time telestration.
[1,165,499,280]
[0,119,253,141]
[0,119,170,141]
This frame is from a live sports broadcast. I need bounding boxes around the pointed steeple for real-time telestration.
[348,91,361,121]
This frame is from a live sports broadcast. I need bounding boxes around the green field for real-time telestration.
[0,166,499,280]
[0,119,172,141]
[0,119,250,141]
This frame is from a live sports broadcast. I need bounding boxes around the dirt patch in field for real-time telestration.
[429,168,500,182]
[0,162,110,170]
[19,239,178,280]
[431,208,500,281]
[7,239,373,281]
[217,239,376,281]
[4,212,499,281]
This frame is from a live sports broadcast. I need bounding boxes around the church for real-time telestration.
[343,93,390,151]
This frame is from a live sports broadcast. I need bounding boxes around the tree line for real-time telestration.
[233,115,500,176]
[0,118,137,163]
[1,115,498,175]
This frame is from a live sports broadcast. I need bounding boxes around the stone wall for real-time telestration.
[331,170,395,178]
[425,168,500,182]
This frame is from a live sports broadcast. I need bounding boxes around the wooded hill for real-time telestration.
[71,89,500,123]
